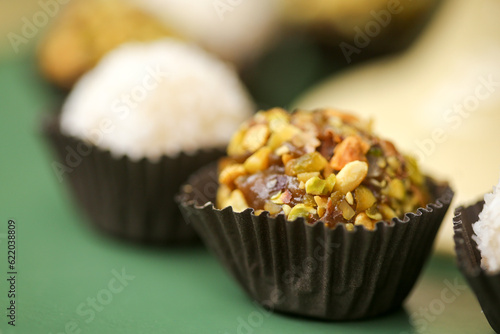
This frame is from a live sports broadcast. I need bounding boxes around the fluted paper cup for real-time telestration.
[454,201,500,333]
[178,164,453,320]
[43,116,225,244]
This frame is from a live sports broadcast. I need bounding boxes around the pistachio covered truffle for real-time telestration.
[217,108,430,230]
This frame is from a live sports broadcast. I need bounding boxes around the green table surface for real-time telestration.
[0,54,494,334]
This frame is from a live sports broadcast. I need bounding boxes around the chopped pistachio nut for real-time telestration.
[274,145,290,156]
[216,184,232,209]
[345,191,354,205]
[370,178,386,188]
[403,196,419,212]
[330,191,343,203]
[323,165,334,178]
[282,153,294,165]
[227,127,247,156]
[405,155,424,185]
[379,204,397,220]
[219,164,246,186]
[387,156,400,171]
[297,172,320,183]
[291,131,320,149]
[282,204,292,216]
[345,223,355,231]
[267,124,301,149]
[354,212,374,229]
[403,200,416,215]
[334,160,368,194]
[267,111,291,133]
[338,200,355,220]
[386,179,406,201]
[325,174,337,193]
[224,190,249,212]
[244,146,271,174]
[241,124,270,153]
[314,196,328,217]
[354,186,376,212]
[317,207,326,218]
[303,194,317,207]
[285,152,328,176]
[260,108,288,120]
[377,158,387,169]
[264,201,282,215]
[366,206,383,221]
[328,116,343,128]
[305,176,329,196]
[255,108,289,125]
[270,191,283,204]
[253,110,269,123]
[288,204,316,221]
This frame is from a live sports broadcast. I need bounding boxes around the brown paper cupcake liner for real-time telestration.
[43,116,225,244]
[454,201,500,333]
[177,164,454,320]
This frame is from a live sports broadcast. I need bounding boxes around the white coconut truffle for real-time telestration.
[473,178,500,273]
[127,0,280,65]
[61,39,254,161]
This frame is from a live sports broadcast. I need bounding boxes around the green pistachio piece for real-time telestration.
[285,152,328,176]
[305,176,329,196]
[338,200,355,220]
[325,174,337,193]
[287,204,316,221]
[244,147,271,174]
[366,206,383,221]
[386,179,406,201]
[355,186,377,212]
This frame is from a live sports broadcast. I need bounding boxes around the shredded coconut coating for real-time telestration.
[473,178,500,273]
[61,39,254,161]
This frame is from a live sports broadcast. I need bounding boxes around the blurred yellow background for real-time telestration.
[0,0,43,57]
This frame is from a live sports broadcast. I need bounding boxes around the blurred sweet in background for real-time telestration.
[242,0,441,107]
[279,0,438,57]
[127,0,281,66]
[37,0,177,89]
[37,0,281,89]
[296,0,500,253]
[34,0,440,98]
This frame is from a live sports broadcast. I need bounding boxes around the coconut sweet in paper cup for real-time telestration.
[454,180,500,333]
[44,38,254,244]
[178,108,453,319]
